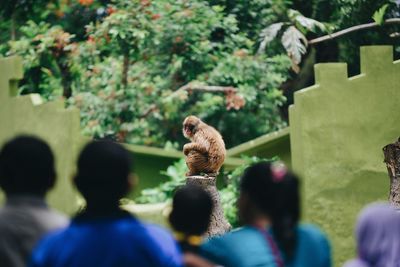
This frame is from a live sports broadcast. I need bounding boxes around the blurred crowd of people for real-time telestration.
[0,135,399,267]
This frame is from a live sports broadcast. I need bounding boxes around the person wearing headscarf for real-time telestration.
[343,202,400,267]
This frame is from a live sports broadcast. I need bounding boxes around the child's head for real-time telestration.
[0,136,56,197]
[239,161,300,258]
[74,140,133,206]
[169,184,213,236]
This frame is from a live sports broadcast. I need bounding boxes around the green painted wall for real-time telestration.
[227,128,291,167]
[0,56,83,214]
[289,46,399,266]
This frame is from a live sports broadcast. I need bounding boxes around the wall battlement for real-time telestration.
[289,46,400,265]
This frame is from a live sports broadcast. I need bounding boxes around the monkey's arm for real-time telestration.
[183,142,208,156]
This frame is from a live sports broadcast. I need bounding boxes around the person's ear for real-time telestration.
[127,174,138,191]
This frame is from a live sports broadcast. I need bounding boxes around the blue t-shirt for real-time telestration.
[201,224,331,267]
[29,212,183,267]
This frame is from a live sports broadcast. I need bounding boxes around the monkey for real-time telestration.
[182,116,226,176]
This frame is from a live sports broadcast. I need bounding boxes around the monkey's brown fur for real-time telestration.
[182,116,226,176]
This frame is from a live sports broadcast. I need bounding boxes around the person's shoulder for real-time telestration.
[202,226,255,249]
[31,226,70,258]
[142,222,176,243]
[342,259,369,267]
[37,226,69,246]
[298,224,331,256]
[295,224,331,267]
[296,224,331,254]
[140,222,183,266]
[298,223,329,240]
[43,208,70,228]
[29,227,71,267]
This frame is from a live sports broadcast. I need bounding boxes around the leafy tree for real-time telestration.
[0,0,55,40]
[6,21,76,98]
[64,0,291,148]
[257,9,327,72]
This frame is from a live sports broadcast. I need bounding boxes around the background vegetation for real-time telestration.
[1,0,398,149]
[1,1,399,222]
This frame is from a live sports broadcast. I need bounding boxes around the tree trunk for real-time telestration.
[122,51,129,89]
[186,175,231,237]
[11,13,16,41]
[383,138,400,208]
[57,58,73,99]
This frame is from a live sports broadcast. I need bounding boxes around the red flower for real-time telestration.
[151,14,161,20]
[78,0,94,6]
[140,0,151,7]
[107,7,116,15]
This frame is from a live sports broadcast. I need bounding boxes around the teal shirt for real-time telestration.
[201,224,331,267]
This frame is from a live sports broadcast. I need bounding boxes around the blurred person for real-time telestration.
[0,136,69,267]
[343,202,400,267]
[29,140,182,267]
[169,184,215,267]
[201,161,331,267]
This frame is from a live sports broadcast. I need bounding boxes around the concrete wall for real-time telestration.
[289,46,399,266]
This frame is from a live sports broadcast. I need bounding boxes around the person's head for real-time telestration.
[169,184,213,236]
[74,140,133,207]
[0,135,56,197]
[239,161,300,258]
[354,203,400,267]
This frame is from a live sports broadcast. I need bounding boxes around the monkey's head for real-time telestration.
[183,115,201,139]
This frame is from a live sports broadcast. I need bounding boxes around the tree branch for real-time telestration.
[140,83,238,118]
[308,18,400,45]
[169,83,236,98]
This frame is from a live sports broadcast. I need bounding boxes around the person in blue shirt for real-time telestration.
[29,140,183,267]
[201,161,331,267]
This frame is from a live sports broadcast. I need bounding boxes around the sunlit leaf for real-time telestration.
[288,9,326,33]
[281,26,307,69]
[257,22,284,54]
[372,4,389,25]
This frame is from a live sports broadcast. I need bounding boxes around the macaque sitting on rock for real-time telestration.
[182,116,226,176]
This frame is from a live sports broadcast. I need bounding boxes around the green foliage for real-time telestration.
[0,0,54,22]
[311,0,400,75]
[4,0,395,150]
[6,21,75,98]
[135,158,187,204]
[372,4,389,25]
[3,0,291,148]
[258,8,327,71]
[207,0,292,39]
[135,156,276,226]
[220,156,277,227]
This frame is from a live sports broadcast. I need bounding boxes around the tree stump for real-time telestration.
[186,175,231,237]
[383,138,400,208]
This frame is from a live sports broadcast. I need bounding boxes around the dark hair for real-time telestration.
[0,136,56,196]
[169,184,213,236]
[240,161,300,259]
[74,140,132,203]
